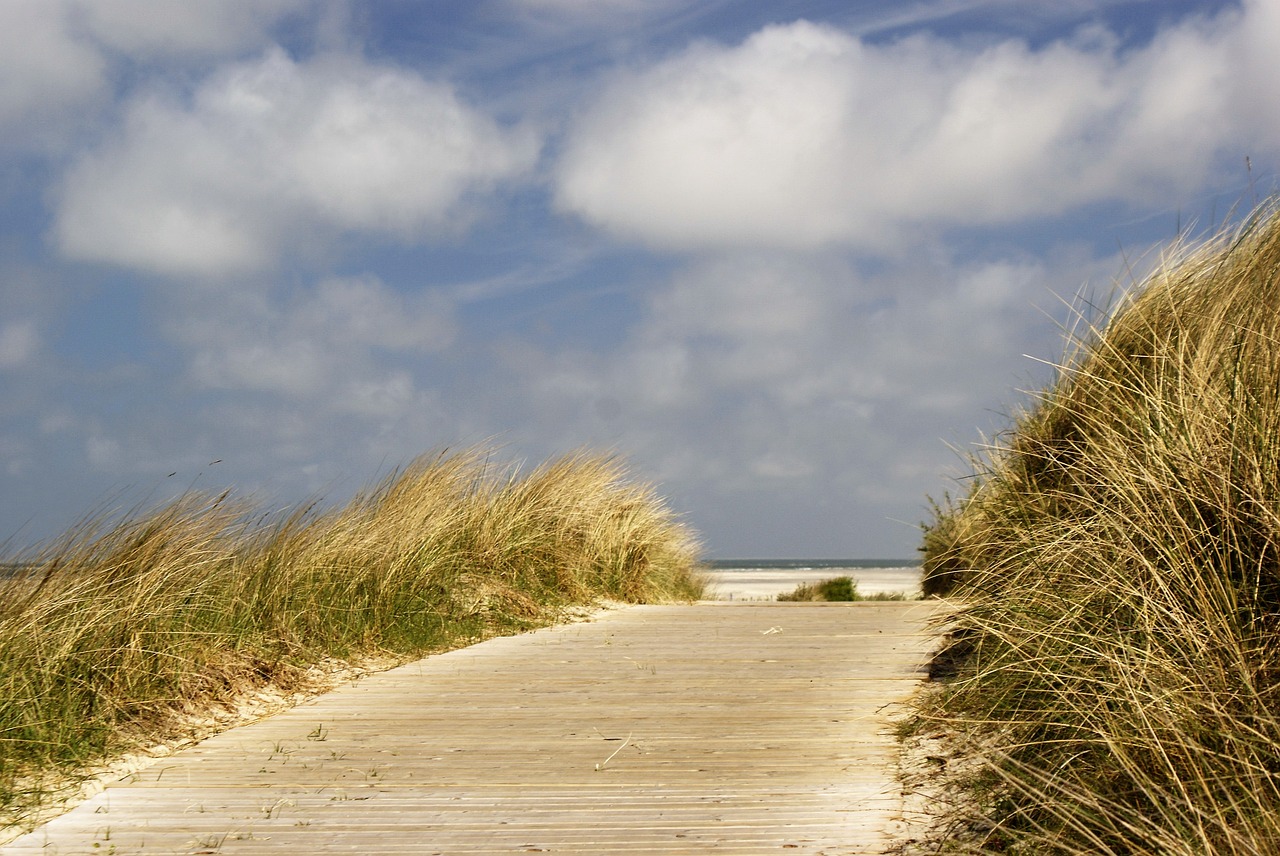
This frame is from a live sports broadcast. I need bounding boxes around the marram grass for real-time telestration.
[776,576,906,601]
[0,448,703,833]
[917,205,1280,854]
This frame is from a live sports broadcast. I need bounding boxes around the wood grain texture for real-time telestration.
[4,601,942,855]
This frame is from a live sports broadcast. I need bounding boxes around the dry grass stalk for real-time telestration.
[0,447,703,835]
[915,204,1280,854]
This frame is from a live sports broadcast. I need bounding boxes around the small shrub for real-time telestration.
[817,576,858,601]
[777,575,907,601]
[778,576,910,602]
[776,580,822,601]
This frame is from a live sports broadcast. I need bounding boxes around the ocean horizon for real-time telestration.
[703,558,920,571]
[702,559,923,600]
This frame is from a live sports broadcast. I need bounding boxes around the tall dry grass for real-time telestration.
[917,206,1280,854]
[0,447,702,831]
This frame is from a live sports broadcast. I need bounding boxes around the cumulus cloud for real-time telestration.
[556,2,1272,251]
[494,243,1119,553]
[0,0,304,144]
[510,0,674,12]
[63,271,471,504]
[504,0,689,27]
[55,48,540,276]
[175,274,454,417]
[0,320,39,370]
[0,0,107,142]
[74,0,308,57]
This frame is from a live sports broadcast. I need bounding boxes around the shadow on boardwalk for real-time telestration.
[4,601,943,855]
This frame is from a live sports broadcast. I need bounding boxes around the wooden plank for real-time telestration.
[3,601,942,855]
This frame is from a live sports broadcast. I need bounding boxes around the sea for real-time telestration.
[703,558,920,572]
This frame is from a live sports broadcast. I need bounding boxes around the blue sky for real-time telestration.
[0,0,1273,559]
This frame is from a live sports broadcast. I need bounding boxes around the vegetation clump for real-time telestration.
[915,205,1280,854]
[778,576,858,601]
[0,447,703,834]
[777,576,906,601]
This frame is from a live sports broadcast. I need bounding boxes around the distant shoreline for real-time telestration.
[703,565,922,601]
[703,558,920,570]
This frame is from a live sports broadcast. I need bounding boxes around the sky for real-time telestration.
[0,0,1275,560]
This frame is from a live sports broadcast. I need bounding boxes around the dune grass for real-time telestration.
[915,205,1280,854]
[0,447,703,834]
[777,576,907,601]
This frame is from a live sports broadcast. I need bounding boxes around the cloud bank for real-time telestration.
[1,0,1272,557]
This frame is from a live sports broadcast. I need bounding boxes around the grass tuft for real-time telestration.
[914,203,1280,854]
[777,576,907,601]
[0,447,703,834]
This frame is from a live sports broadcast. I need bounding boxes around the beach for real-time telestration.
[704,565,922,601]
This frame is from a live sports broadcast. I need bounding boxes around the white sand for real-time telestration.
[704,566,922,601]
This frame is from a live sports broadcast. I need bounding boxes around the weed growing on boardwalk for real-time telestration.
[916,205,1280,854]
[0,448,703,834]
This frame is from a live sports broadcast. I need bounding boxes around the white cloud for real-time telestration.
[0,0,106,142]
[503,0,686,27]
[85,433,124,472]
[176,274,454,415]
[510,0,672,12]
[74,0,308,57]
[55,48,540,276]
[339,371,416,419]
[0,0,305,145]
[1220,0,1280,147]
[492,241,1123,553]
[0,319,39,369]
[556,4,1268,252]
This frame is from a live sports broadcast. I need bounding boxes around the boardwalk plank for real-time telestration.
[3,601,941,855]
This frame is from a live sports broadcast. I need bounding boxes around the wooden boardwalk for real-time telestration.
[4,601,942,855]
